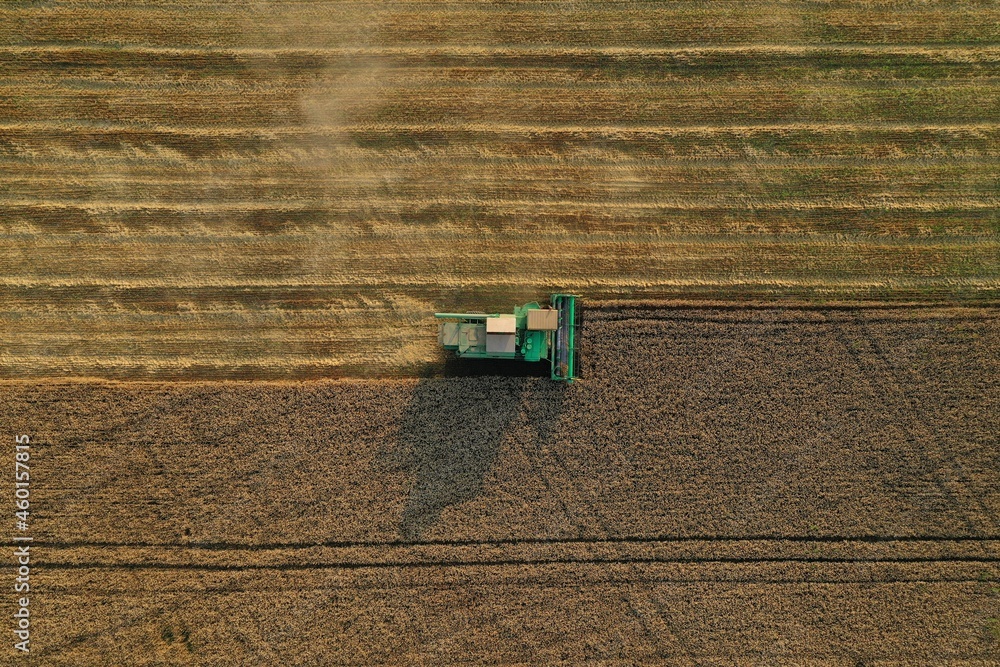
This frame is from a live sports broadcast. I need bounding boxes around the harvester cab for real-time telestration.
[435,294,581,382]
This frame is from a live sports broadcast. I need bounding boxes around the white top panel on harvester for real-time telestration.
[527,309,558,331]
[486,315,517,334]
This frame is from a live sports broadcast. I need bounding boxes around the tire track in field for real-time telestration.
[31,537,995,658]
[29,535,1000,583]
[520,384,695,658]
[827,313,996,537]
[853,309,1000,532]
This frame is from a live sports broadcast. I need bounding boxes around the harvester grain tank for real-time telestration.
[435,294,581,381]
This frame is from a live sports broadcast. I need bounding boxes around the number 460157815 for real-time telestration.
[15,435,30,522]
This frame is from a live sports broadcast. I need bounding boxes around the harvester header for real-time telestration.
[435,294,581,382]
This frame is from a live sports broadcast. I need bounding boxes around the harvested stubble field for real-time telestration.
[2,1,1000,378]
[2,306,999,664]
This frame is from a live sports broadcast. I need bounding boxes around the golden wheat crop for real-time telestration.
[2,305,997,662]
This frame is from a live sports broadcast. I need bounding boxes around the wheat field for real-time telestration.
[2,306,998,663]
[2,1,999,378]
[2,4,999,662]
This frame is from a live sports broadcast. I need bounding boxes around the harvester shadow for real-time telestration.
[382,376,568,541]
[440,355,551,378]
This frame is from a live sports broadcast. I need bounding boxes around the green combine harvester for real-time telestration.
[435,294,581,382]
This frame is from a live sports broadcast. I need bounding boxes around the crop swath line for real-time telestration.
[7,198,999,210]
[5,121,1000,133]
[22,535,1000,550]
[29,556,1000,572]
[6,44,1000,55]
